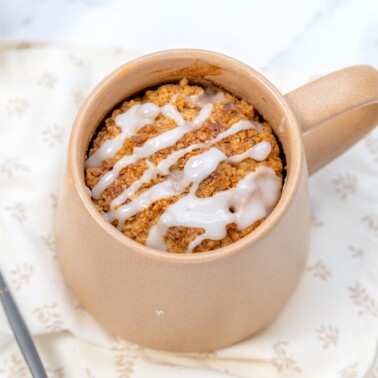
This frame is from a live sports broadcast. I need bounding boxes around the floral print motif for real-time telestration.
[41,233,56,257]
[306,260,332,281]
[315,325,339,348]
[365,134,378,163]
[0,354,27,378]
[10,263,34,291]
[5,98,29,117]
[6,203,28,222]
[85,367,96,377]
[311,215,324,228]
[271,341,301,373]
[111,338,141,378]
[50,193,58,209]
[362,213,378,236]
[68,54,84,67]
[72,90,85,108]
[339,362,358,378]
[348,283,378,317]
[0,158,30,178]
[38,72,58,89]
[347,245,363,259]
[332,173,357,200]
[46,367,65,378]
[41,125,65,148]
[32,303,64,332]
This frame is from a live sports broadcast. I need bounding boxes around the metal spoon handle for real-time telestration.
[0,271,48,378]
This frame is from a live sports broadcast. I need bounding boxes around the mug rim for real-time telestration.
[69,49,304,263]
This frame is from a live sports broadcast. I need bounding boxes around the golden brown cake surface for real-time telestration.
[85,79,283,253]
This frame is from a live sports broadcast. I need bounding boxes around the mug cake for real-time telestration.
[85,79,284,253]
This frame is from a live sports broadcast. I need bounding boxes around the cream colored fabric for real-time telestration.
[0,42,377,378]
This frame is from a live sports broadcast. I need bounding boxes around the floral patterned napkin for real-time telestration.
[0,41,377,378]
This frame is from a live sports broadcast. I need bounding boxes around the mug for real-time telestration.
[56,50,378,352]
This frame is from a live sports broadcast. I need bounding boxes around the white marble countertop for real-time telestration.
[1,0,377,76]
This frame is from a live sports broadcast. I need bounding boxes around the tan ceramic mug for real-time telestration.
[56,50,378,352]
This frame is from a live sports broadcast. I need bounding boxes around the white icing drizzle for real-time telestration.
[85,89,282,253]
[86,103,160,168]
[90,103,213,199]
[108,148,226,228]
[146,165,281,253]
[170,94,178,103]
[110,142,278,246]
[228,141,272,163]
[186,88,225,107]
[171,88,224,106]
[109,119,262,211]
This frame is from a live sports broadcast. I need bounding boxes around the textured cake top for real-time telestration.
[85,79,283,253]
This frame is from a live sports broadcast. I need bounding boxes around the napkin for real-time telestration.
[0,41,377,378]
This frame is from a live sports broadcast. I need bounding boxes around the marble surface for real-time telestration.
[1,0,377,75]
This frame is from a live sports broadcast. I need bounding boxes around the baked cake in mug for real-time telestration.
[85,79,284,253]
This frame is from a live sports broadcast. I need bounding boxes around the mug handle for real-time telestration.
[285,65,378,175]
